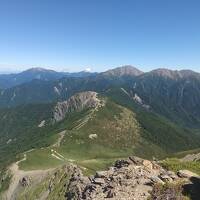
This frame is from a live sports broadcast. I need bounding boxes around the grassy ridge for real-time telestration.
[19,99,166,172]
[161,158,200,175]
[106,87,200,155]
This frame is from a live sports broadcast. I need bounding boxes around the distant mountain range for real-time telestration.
[0,65,200,127]
[1,65,200,199]
[0,67,97,89]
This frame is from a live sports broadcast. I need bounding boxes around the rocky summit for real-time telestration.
[65,156,199,200]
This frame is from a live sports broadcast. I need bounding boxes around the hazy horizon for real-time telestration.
[0,64,199,75]
[0,1,200,73]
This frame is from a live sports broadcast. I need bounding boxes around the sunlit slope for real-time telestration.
[19,100,165,172]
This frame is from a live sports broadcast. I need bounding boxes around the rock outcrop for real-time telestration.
[177,170,199,179]
[5,156,199,200]
[65,157,185,200]
[54,91,104,122]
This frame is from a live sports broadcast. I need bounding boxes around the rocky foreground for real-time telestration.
[65,157,199,200]
[3,156,200,200]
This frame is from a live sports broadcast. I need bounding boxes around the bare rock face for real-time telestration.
[54,91,104,122]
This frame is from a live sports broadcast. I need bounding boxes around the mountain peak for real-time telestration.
[150,68,178,78]
[24,67,56,73]
[149,68,200,79]
[102,65,143,77]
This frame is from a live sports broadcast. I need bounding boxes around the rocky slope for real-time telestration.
[0,66,200,128]
[5,156,199,200]
[53,91,104,122]
[65,156,200,200]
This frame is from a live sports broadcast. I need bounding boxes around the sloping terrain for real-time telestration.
[0,66,140,107]
[0,66,200,130]
[127,69,200,127]
[1,66,200,199]
[4,156,200,200]
[15,92,200,174]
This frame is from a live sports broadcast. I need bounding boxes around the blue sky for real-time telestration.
[0,0,200,73]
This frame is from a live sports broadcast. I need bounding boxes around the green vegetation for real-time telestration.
[0,170,12,195]
[106,87,200,155]
[19,148,64,170]
[173,148,200,158]
[1,88,200,174]
[0,103,55,169]
[149,182,190,200]
[17,166,71,200]
[18,100,165,172]
[161,158,200,175]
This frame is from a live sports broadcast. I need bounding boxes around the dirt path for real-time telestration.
[52,130,66,147]
[3,153,53,200]
[3,131,67,200]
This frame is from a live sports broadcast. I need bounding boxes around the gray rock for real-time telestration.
[129,156,143,165]
[114,159,130,168]
[167,171,178,180]
[93,178,105,185]
[95,171,108,178]
[150,176,165,185]
[106,189,116,198]
[159,174,173,182]
[20,176,31,187]
[54,91,103,122]
[177,170,199,178]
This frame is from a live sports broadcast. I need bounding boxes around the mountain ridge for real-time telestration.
[0,67,97,89]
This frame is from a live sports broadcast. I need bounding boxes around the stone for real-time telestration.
[20,176,31,187]
[150,176,165,185]
[152,162,161,170]
[167,171,178,180]
[93,178,105,185]
[129,156,143,165]
[114,160,130,168]
[95,171,108,178]
[142,160,153,170]
[177,170,199,178]
[89,134,98,139]
[106,189,116,198]
[159,174,173,182]
[64,156,199,200]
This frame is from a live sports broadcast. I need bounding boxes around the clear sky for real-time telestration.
[0,0,200,73]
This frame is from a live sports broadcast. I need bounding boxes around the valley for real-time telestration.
[0,66,200,199]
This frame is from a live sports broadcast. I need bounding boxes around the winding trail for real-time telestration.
[3,153,52,200]
[2,130,68,200]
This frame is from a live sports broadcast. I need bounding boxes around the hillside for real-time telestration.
[1,91,199,172]
[0,66,137,108]
[0,67,200,199]
[129,69,200,127]
[1,88,199,199]
[0,66,200,130]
